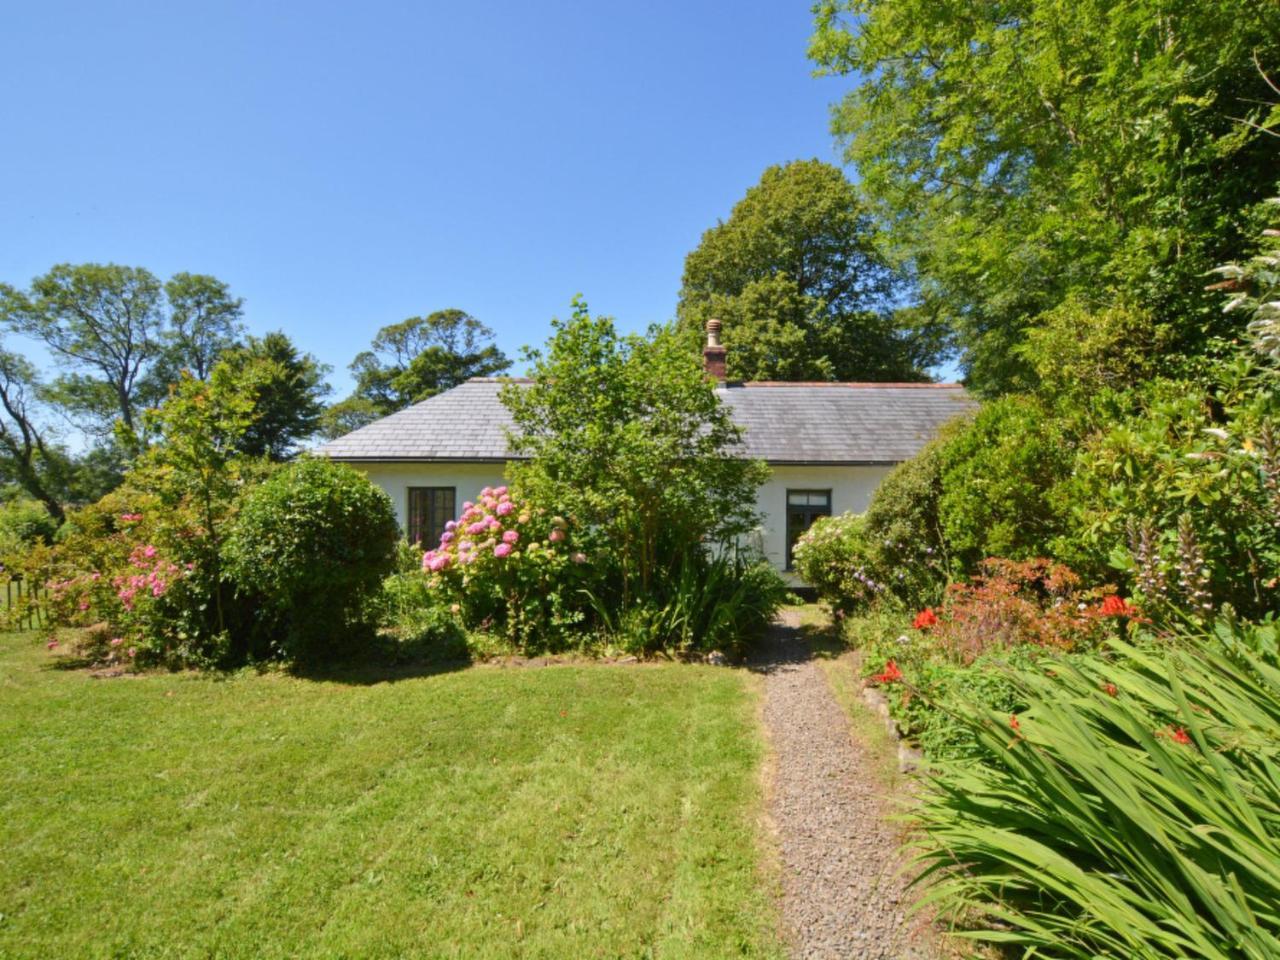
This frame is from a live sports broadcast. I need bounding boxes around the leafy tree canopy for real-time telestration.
[810,0,1280,394]
[503,299,768,599]
[343,309,509,417]
[217,332,331,460]
[677,159,948,382]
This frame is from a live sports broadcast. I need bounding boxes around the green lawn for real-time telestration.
[0,633,782,959]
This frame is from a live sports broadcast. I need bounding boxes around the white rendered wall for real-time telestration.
[752,465,891,581]
[349,462,508,537]
[348,460,892,580]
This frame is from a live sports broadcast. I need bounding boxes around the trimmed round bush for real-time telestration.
[223,458,398,663]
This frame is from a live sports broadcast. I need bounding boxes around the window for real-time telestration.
[785,489,831,570]
[407,487,456,548]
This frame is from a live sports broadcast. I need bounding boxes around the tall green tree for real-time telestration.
[218,332,330,459]
[148,272,245,386]
[810,0,1280,394]
[503,300,768,600]
[353,309,508,410]
[677,159,947,381]
[0,346,70,524]
[323,309,509,436]
[1,264,167,440]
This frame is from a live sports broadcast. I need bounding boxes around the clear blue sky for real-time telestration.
[2,1,853,399]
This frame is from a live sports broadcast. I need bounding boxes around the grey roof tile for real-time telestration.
[316,378,976,465]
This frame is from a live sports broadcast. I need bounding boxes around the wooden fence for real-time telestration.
[3,575,48,630]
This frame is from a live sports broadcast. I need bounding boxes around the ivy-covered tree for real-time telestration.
[810,0,1280,394]
[677,159,947,382]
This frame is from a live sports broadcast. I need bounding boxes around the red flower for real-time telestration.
[1100,595,1135,618]
[1009,713,1021,732]
[1102,682,1118,697]
[871,659,903,684]
[1169,726,1192,745]
[912,608,939,629]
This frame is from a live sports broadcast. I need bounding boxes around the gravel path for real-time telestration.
[754,611,936,960]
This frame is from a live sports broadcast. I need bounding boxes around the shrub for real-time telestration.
[913,628,1280,959]
[936,395,1077,572]
[31,483,235,666]
[861,436,951,608]
[223,459,398,663]
[502,301,768,603]
[590,550,787,657]
[420,485,589,651]
[930,557,1121,663]
[0,497,58,560]
[856,559,1134,758]
[792,512,885,614]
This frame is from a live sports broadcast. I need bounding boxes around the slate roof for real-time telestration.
[316,377,975,465]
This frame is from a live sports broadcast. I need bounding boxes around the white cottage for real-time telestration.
[318,328,973,580]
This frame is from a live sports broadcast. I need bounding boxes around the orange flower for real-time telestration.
[912,608,939,629]
[871,660,903,684]
[1100,595,1136,618]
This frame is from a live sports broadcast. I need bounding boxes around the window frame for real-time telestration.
[785,488,832,571]
[407,486,457,549]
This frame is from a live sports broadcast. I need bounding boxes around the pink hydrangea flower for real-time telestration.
[488,517,501,531]
[440,531,454,543]
[549,528,565,543]
[494,486,508,497]
[502,530,519,544]
[496,501,514,516]
[467,521,488,535]
[143,545,157,559]
[494,542,512,558]
[444,520,457,531]
[458,540,475,552]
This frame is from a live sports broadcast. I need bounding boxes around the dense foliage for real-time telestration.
[224,459,398,663]
[810,0,1279,394]
[0,262,330,514]
[914,626,1280,959]
[504,299,769,603]
[677,159,947,381]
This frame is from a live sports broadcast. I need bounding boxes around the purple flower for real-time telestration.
[458,540,475,552]
[444,520,457,531]
[440,531,454,543]
[467,521,488,535]
[502,530,519,544]
[494,542,513,558]
[496,501,514,516]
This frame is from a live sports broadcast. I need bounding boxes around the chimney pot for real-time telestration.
[703,318,727,381]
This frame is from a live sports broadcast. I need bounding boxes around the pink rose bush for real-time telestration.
[420,486,588,648]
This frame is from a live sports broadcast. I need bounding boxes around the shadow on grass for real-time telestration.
[288,650,474,686]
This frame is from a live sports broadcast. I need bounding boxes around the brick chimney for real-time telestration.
[703,318,727,381]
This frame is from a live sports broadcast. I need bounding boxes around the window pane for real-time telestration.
[407,487,456,547]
